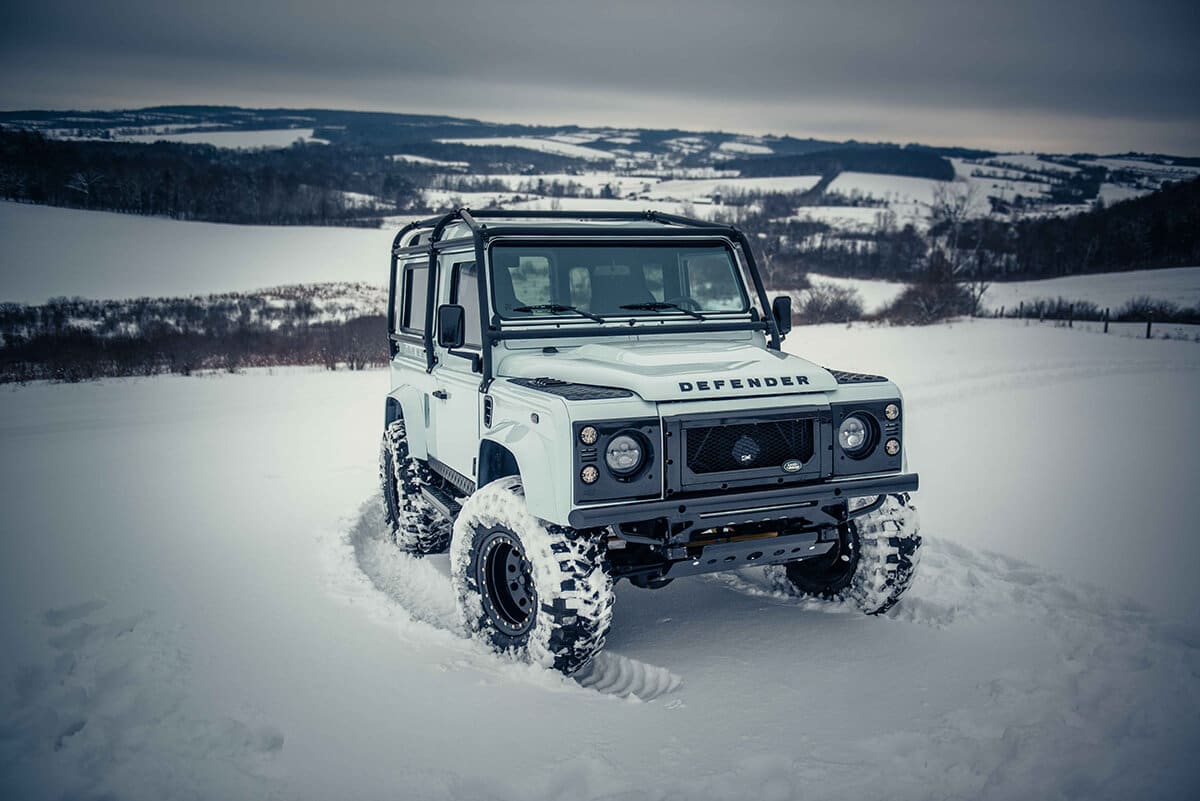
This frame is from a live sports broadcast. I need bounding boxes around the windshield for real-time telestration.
[489,243,750,320]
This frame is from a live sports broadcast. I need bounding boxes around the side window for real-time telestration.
[450,261,481,348]
[401,264,430,334]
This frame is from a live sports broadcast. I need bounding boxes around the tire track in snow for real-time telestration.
[341,500,682,701]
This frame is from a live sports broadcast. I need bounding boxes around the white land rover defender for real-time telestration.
[380,210,920,674]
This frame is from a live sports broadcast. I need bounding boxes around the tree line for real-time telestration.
[0,128,422,225]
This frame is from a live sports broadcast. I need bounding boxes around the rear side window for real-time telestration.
[401,264,430,333]
[450,261,481,348]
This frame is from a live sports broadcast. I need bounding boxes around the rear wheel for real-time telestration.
[379,419,451,555]
[451,477,614,674]
[782,493,920,614]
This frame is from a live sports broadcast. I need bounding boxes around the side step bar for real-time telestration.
[420,485,462,521]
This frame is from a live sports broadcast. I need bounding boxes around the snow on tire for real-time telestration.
[450,476,614,675]
[782,493,921,615]
[379,419,451,555]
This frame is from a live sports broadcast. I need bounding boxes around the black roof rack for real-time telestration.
[387,208,782,390]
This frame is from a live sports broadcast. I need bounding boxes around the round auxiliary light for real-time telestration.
[580,465,600,484]
[885,438,901,456]
[732,434,762,465]
[605,433,645,476]
[885,403,900,421]
[579,425,599,446]
[838,414,873,456]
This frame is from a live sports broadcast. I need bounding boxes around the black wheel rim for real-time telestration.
[476,528,537,636]
[788,521,860,592]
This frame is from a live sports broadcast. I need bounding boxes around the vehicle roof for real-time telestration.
[394,209,739,251]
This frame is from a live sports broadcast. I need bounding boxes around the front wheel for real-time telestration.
[450,477,614,674]
[781,493,921,614]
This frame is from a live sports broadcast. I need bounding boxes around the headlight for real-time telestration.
[605,433,644,476]
[838,414,874,456]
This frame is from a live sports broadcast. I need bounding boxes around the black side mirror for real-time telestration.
[437,304,466,349]
[772,296,793,336]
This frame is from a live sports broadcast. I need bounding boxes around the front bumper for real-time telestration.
[567,471,919,530]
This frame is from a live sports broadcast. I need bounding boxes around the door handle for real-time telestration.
[432,390,449,400]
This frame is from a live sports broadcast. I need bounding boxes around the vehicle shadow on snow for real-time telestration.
[345,500,683,701]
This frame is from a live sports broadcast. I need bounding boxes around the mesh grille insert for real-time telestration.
[685,418,814,474]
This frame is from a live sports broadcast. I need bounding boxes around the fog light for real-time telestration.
[580,426,599,445]
[885,403,900,421]
[885,438,900,456]
[581,465,600,484]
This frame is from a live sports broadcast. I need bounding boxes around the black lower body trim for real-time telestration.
[567,472,918,530]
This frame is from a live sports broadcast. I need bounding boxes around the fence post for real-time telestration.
[1018,301,1024,319]
[1068,304,1074,328]
[1103,308,1109,333]
[1146,317,1152,339]
[999,306,1005,319]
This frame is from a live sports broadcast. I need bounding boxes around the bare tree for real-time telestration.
[928,181,990,314]
[66,169,105,207]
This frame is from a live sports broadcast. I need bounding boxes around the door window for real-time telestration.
[401,264,430,334]
[450,261,482,348]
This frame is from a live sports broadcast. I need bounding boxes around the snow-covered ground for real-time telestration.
[0,201,394,303]
[791,267,1200,317]
[1,322,1198,799]
[123,128,325,148]
[979,266,1200,313]
[437,137,616,161]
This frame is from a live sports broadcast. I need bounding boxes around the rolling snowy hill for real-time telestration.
[5,105,1197,234]
[1,321,1197,800]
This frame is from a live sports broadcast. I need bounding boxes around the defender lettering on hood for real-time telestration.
[680,375,809,393]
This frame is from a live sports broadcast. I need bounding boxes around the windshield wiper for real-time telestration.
[619,301,706,320]
[511,303,605,322]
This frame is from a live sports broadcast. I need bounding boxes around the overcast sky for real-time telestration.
[2,0,1197,154]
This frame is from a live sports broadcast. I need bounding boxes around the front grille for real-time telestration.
[685,418,814,474]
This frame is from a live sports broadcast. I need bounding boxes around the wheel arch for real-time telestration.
[385,386,430,460]
[477,431,564,523]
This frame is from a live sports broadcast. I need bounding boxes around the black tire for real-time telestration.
[450,477,614,675]
[782,493,921,614]
[379,419,451,555]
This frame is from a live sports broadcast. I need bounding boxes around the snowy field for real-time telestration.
[980,266,1200,313]
[0,201,394,303]
[794,267,1200,317]
[2,321,1198,800]
[437,137,616,161]
[122,128,326,148]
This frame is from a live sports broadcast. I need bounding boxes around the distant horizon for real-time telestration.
[3,102,1198,160]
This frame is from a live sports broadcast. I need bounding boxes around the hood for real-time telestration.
[500,340,837,401]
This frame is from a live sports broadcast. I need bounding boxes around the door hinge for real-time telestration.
[432,389,448,400]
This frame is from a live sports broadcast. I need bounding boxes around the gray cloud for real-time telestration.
[2,0,1198,153]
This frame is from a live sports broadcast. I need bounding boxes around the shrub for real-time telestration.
[1116,296,1180,322]
[796,281,864,324]
[881,281,974,325]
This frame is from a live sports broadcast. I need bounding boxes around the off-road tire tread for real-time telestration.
[379,419,451,555]
[451,477,614,675]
